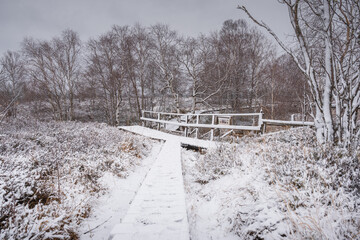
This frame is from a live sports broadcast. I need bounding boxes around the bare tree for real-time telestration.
[216,20,249,111]
[246,29,274,112]
[150,24,182,113]
[22,30,81,121]
[263,54,309,120]
[131,24,154,114]
[178,36,205,112]
[113,25,144,123]
[85,30,124,125]
[0,51,26,119]
[53,30,82,120]
[332,0,360,147]
[205,19,273,113]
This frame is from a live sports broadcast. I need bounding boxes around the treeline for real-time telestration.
[0,19,308,125]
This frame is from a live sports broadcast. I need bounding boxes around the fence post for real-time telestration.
[195,114,199,138]
[157,112,160,130]
[263,123,267,134]
[184,114,188,137]
[210,114,215,141]
[141,110,145,127]
[164,113,166,130]
[259,110,265,134]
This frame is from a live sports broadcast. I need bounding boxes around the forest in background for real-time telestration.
[0,19,308,126]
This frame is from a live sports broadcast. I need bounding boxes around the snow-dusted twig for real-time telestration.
[83,216,112,235]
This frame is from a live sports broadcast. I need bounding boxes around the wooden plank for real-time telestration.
[262,119,314,126]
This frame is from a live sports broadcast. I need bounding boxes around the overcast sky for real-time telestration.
[0,0,293,55]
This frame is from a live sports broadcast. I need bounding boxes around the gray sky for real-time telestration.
[0,0,293,55]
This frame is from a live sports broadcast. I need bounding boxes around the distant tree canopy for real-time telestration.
[0,19,308,126]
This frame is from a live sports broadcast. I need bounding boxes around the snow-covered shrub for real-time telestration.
[183,127,360,239]
[195,144,240,184]
[259,130,360,239]
[0,118,154,239]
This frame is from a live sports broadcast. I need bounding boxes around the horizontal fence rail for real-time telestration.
[262,119,314,126]
[140,117,262,131]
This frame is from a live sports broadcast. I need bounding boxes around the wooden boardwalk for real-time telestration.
[110,128,193,240]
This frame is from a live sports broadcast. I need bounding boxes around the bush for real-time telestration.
[195,144,240,184]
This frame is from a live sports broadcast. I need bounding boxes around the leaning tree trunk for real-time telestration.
[322,1,335,143]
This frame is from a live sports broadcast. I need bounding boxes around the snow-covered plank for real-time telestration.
[262,119,314,126]
[119,126,217,149]
[109,137,189,240]
[78,144,162,240]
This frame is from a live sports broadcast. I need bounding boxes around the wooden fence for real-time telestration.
[140,110,314,140]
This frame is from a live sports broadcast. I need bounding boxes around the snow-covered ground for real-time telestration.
[1,117,359,240]
[182,127,360,239]
[0,117,158,239]
[78,143,162,239]
[110,137,189,240]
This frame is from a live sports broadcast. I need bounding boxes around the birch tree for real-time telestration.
[85,30,124,125]
[23,30,81,121]
[178,36,226,112]
[246,28,274,112]
[208,20,273,112]
[240,0,360,147]
[150,24,182,113]
[217,20,249,111]
[131,24,154,113]
[51,30,82,120]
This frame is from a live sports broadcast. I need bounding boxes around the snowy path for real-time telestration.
[78,144,162,240]
[110,136,189,240]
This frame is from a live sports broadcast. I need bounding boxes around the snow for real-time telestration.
[183,150,288,239]
[182,127,360,239]
[120,125,359,239]
[2,119,358,239]
[78,144,162,239]
[164,118,181,132]
[0,118,157,239]
[110,136,189,240]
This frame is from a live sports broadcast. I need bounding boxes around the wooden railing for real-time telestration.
[140,110,315,141]
[141,110,263,140]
